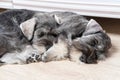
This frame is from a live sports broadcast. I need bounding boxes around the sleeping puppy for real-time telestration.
[50,11,88,44]
[42,34,69,62]
[41,34,82,63]
[42,11,88,62]
[41,11,88,62]
[72,19,112,63]
[0,9,58,65]
[42,12,111,64]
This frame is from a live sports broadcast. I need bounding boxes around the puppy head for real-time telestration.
[72,19,104,64]
[42,35,69,62]
[20,13,58,54]
[53,14,89,39]
[85,19,111,57]
[80,19,111,63]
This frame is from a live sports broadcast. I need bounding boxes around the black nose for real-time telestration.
[41,53,48,62]
[79,54,87,63]
[42,57,48,62]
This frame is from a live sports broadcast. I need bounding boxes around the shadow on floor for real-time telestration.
[87,17,120,34]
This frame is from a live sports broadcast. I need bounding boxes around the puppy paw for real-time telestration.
[87,58,97,64]
[80,54,97,64]
[26,53,41,64]
[97,54,106,60]
[80,54,87,63]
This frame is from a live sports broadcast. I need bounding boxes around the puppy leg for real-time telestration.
[0,45,41,64]
[0,52,25,64]
[67,33,72,46]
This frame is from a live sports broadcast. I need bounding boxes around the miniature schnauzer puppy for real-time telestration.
[42,12,88,61]
[42,12,112,64]
[42,11,88,62]
[0,9,58,65]
[72,19,112,63]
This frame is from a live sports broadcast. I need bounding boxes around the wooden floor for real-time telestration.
[0,9,120,80]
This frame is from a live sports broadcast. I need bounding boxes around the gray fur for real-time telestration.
[0,9,35,57]
[50,12,88,40]
[0,10,112,65]
[42,12,112,64]
[0,9,58,65]
[72,19,112,63]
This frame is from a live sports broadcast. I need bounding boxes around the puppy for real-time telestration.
[42,11,88,61]
[41,34,83,64]
[50,11,88,43]
[42,12,112,64]
[0,9,58,65]
[41,12,87,62]
[73,19,112,63]
[42,34,69,62]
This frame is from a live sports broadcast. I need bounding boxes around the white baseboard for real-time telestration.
[0,0,12,9]
[1,0,120,18]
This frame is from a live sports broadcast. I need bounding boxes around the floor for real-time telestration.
[0,9,120,80]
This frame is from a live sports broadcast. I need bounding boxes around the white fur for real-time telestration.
[0,45,39,64]
[42,37,84,64]
[69,46,84,64]
[42,39,68,61]
[33,44,46,54]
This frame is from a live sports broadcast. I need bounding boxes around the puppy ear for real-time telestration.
[20,18,36,40]
[84,19,103,35]
[53,15,62,24]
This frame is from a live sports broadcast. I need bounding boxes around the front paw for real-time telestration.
[80,54,97,64]
[80,54,87,63]
[26,53,41,64]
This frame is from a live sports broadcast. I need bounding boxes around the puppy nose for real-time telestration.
[41,53,48,62]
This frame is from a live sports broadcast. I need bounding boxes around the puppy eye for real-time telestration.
[48,32,58,38]
[38,32,44,37]
[52,33,58,37]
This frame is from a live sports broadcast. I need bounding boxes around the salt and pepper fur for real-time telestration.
[0,10,112,65]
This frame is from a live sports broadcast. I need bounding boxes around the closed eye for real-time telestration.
[48,32,58,38]
[52,33,58,37]
[38,32,44,37]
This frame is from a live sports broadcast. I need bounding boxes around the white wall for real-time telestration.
[0,0,120,18]
[0,0,12,8]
